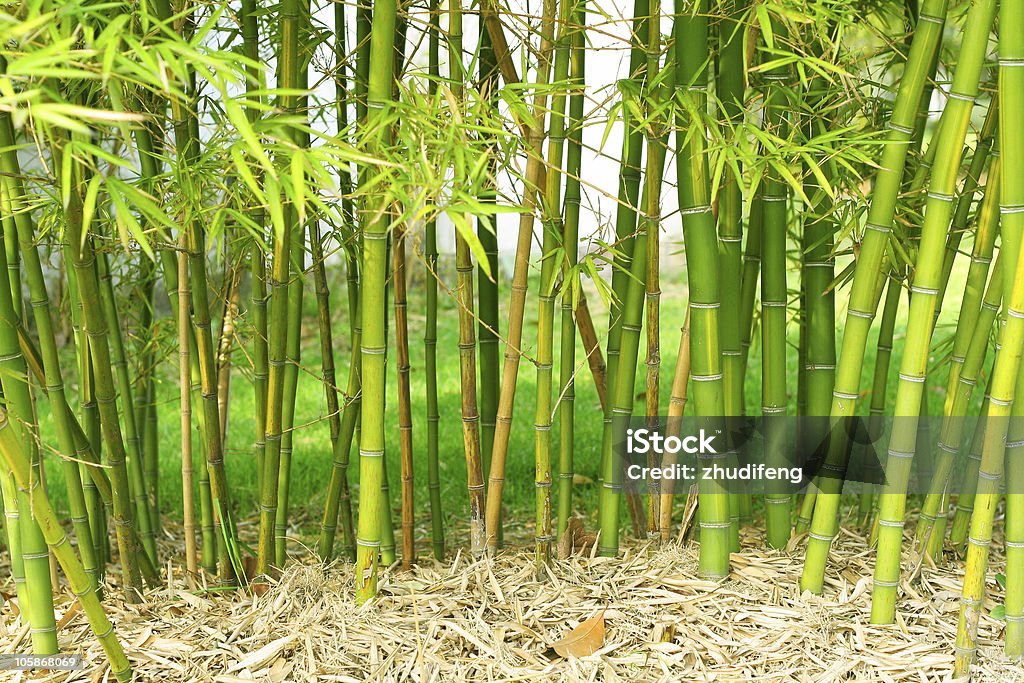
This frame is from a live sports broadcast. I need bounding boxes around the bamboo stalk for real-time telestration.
[557,0,587,535]
[0,222,57,654]
[0,410,132,681]
[477,23,501,482]
[447,0,487,556]
[58,139,144,595]
[800,0,949,594]
[759,14,791,550]
[642,0,664,540]
[1,114,98,588]
[483,0,559,552]
[257,0,303,576]
[916,159,1001,557]
[870,0,996,624]
[975,0,1024,662]
[179,239,198,585]
[423,0,444,562]
[354,0,399,602]
[675,0,729,577]
[97,254,157,565]
[393,222,415,568]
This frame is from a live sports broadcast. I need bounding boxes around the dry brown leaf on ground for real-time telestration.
[552,609,606,657]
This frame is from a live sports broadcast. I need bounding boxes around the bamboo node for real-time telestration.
[946,91,975,103]
[886,122,915,135]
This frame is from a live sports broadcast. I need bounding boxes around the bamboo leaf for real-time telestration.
[551,610,605,657]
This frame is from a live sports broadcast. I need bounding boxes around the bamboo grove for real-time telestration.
[0,0,1020,678]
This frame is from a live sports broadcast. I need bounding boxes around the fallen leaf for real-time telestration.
[56,601,82,629]
[552,610,605,657]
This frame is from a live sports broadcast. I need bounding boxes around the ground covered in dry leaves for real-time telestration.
[3,527,1022,682]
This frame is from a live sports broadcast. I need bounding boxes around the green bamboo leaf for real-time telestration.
[449,211,492,279]
[81,174,102,239]
[225,98,275,177]
[264,174,286,243]
[107,179,154,260]
[229,147,265,200]
[755,5,774,49]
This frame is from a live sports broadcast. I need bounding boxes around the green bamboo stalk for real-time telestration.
[739,197,762,396]
[0,114,98,588]
[420,0,444,563]
[354,0,398,602]
[954,217,1024,675]
[65,265,107,569]
[177,239,198,584]
[0,409,132,681]
[716,0,747,413]
[240,0,270,515]
[317,0,358,563]
[642,0,664,540]
[0,224,56,654]
[597,227,648,555]
[57,136,144,594]
[800,0,949,594]
[759,15,791,549]
[135,255,159,544]
[989,0,1024,660]
[273,198,306,568]
[557,0,586,535]
[950,380,994,549]
[97,254,157,565]
[602,0,649,542]
[675,0,729,577]
[534,0,572,566]
[870,0,996,624]
[393,222,415,568]
[273,1,312,568]
[854,276,902,528]
[257,0,302,576]
[0,472,28,618]
[477,24,500,482]
[916,160,1001,555]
